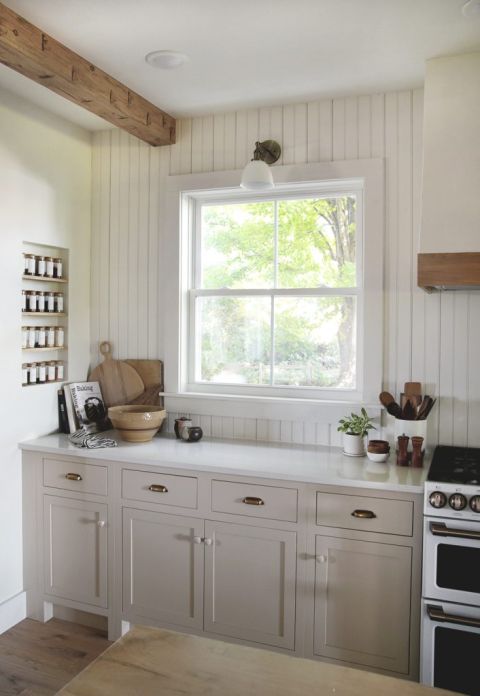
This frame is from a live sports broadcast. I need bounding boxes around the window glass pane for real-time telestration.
[277,196,357,288]
[273,296,356,388]
[196,296,271,385]
[201,202,274,289]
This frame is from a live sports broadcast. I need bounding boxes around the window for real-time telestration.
[184,180,366,400]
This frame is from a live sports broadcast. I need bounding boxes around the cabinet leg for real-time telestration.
[107,618,131,641]
[42,601,53,623]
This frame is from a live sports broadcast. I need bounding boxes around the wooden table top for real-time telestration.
[58,626,452,696]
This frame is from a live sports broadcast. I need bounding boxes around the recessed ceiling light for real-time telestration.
[462,0,480,18]
[145,50,189,69]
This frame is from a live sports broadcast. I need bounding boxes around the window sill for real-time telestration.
[160,391,381,423]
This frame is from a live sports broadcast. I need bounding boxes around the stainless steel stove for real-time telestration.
[421,446,480,695]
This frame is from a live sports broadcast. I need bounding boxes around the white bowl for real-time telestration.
[367,451,390,463]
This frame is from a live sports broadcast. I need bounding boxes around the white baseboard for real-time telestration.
[0,591,26,634]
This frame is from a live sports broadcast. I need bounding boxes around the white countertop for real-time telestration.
[20,433,428,493]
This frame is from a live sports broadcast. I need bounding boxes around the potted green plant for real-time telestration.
[337,408,376,457]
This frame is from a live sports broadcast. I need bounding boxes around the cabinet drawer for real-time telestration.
[43,458,107,496]
[211,480,298,522]
[122,469,198,509]
[316,492,413,536]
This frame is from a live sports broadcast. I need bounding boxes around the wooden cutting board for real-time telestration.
[126,359,164,406]
[89,342,144,407]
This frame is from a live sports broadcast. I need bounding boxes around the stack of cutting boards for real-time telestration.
[88,341,164,408]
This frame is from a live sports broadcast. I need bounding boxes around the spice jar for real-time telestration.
[37,291,46,312]
[23,253,29,275]
[38,362,47,383]
[47,326,55,347]
[21,290,27,312]
[55,326,64,348]
[54,258,63,278]
[37,256,46,276]
[37,326,46,348]
[56,361,64,380]
[21,326,28,349]
[45,257,54,278]
[29,362,37,384]
[27,291,37,312]
[22,363,29,386]
[26,254,36,276]
[27,327,36,349]
[55,292,64,313]
[47,292,55,312]
[47,361,56,382]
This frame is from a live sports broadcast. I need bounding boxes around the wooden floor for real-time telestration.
[0,619,111,696]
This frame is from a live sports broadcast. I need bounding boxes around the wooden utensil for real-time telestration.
[379,391,403,418]
[404,382,422,397]
[401,399,417,421]
[88,341,145,407]
[422,397,437,420]
[416,396,431,420]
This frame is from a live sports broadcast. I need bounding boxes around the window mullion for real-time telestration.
[270,293,275,386]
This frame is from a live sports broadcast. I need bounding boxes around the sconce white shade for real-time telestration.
[240,159,274,190]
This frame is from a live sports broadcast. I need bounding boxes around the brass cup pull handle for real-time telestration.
[148,484,168,493]
[65,473,82,481]
[242,496,265,506]
[351,509,377,519]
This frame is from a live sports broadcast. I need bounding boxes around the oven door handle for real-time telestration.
[430,522,480,541]
[427,605,480,629]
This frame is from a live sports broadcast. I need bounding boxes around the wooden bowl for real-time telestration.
[367,439,390,454]
[108,405,166,443]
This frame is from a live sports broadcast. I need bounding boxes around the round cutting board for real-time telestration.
[89,341,145,407]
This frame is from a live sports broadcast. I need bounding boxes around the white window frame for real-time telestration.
[163,160,384,414]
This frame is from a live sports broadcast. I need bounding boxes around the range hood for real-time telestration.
[418,52,480,291]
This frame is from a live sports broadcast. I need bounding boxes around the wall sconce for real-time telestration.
[240,140,282,190]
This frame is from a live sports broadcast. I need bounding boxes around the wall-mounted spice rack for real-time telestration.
[22,275,68,283]
[21,242,69,386]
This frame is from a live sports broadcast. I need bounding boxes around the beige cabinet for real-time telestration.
[122,508,204,630]
[204,521,296,649]
[313,535,412,674]
[43,495,108,608]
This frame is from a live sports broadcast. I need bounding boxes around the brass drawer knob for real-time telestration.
[65,473,82,481]
[148,484,168,493]
[242,496,265,506]
[351,509,376,519]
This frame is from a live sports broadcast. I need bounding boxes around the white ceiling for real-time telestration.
[1,0,480,131]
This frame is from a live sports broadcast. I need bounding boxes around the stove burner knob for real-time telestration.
[449,493,467,511]
[469,495,480,513]
[429,491,447,509]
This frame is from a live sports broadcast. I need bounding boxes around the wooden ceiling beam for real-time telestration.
[0,2,176,146]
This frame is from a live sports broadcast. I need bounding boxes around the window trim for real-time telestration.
[187,183,364,399]
[164,159,384,410]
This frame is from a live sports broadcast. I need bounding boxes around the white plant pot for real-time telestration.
[342,432,366,457]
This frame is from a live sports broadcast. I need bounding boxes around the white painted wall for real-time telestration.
[0,88,91,607]
[90,88,480,449]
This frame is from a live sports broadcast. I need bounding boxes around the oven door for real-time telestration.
[423,516,480,606]
[421,600,480,694]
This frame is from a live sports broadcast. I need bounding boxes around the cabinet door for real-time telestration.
[204,521,296,649]
[43,495,107,608]
[313,535,412,674]
[123,508,204,630]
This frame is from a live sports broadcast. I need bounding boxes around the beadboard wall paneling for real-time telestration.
[91,89,479,448]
